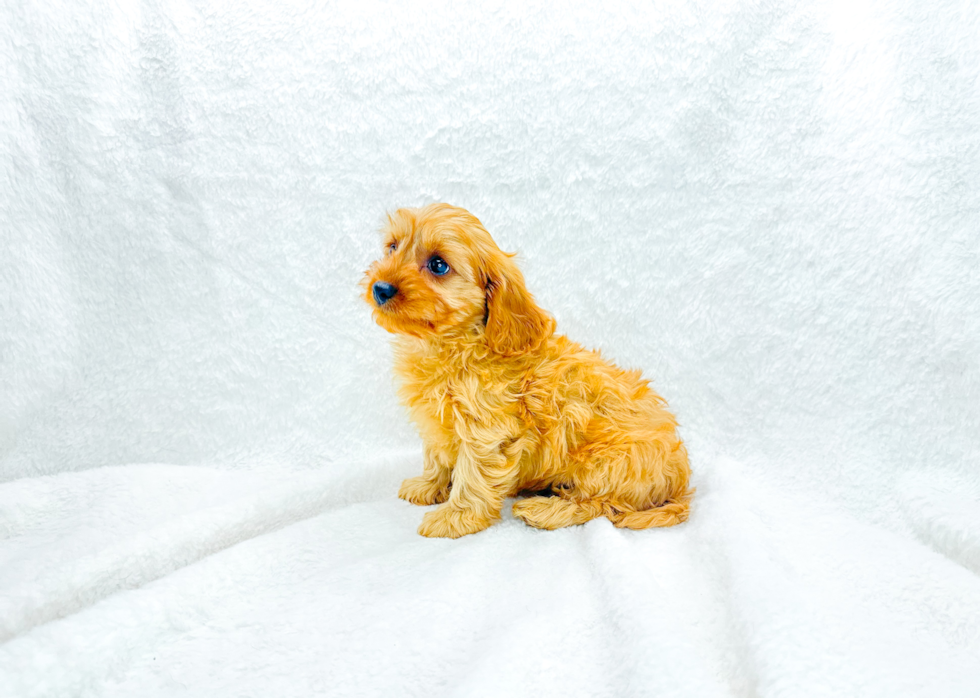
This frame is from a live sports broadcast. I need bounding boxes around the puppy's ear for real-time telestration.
[481,251,554,356]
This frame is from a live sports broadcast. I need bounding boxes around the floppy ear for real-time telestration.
[482,250,555,356]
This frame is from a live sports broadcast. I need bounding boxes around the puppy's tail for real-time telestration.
[607,490,694,529]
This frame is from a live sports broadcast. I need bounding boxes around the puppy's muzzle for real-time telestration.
[372,281,398,306]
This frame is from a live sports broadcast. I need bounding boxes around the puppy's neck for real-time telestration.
[394,325,492,367]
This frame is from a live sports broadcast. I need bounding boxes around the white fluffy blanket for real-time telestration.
[2,1,979,695]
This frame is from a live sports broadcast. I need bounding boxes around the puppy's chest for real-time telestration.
[395,350,523,430]
[403,361,456,428]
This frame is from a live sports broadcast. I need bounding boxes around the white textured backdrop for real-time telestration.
[2,1,979,696]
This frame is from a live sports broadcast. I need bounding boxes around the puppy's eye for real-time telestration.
[386,241,397,255]
[427,256,450,276]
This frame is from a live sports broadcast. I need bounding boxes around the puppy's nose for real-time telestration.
[372,281,398,306]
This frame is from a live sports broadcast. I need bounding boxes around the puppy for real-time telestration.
[363,203,692,538]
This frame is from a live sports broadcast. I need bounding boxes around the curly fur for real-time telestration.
[363,203,692,538]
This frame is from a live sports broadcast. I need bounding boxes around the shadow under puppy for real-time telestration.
[363,203,692,538]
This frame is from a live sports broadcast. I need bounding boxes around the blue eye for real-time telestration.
[427,256,450,276]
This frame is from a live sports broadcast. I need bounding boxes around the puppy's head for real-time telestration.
[363,203,554,355]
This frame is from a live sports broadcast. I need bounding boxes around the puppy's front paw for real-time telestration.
[398,476,449,506]
[418,504,492,538]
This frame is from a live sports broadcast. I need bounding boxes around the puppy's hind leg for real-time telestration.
[606,494,693,529]
[512,496,605,530]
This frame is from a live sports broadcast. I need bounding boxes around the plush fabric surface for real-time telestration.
[2,1,979,695]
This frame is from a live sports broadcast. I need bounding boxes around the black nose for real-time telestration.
[372,281,398,306]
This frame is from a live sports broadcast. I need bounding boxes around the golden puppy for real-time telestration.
[363,203,692,538]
